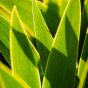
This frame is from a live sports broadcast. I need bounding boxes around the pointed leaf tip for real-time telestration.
[32,0,53,71]
[10,6,41,88]
[42,0,81,88]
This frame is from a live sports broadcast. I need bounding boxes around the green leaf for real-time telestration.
[78,0,88,59]
[0,5,10,21]
[0,0,61,37]
[37,1,57,36]
[0,62,30,88]
[0,0,55,37]
[0,15,10,65]
[38,1,48,13]
[47,0,69,19]
[84,0,88,24]
[10,6,41,88]
[0,4,41,66]
[42,0,81,88]
[0,0,34,34]
[77,60,88,88]
[78,29,88,78]
[0,7,33,66]
[43,0,68,6]
[42,0,69,36]
[39,1,60,36]
[32,0,53,71]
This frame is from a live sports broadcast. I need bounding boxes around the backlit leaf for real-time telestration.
[42,0,81,87]
[10,6,41,88]
[78,60,88,88]
[78,29,88,79]
[0,15,10,65]
[0,62,30,88]
[32,0,53,71]
[0,0,34,34]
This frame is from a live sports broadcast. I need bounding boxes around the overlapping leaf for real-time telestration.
[0,6,33,66]
[0,5,10,21]
[84,0,88,24]
[0,0,34,34]
[43,0,69,19]
[10,6,41,88]
[0,0,52,37]
[0,15,10,65]
[0,3,46,66]
[42,0,81,87]
[32,0,53,71]
[0,62,30,88]
[78,60,88,88]
[78,29,88,79]
[78,0,88,59]
[0,0,64,37]
[42,0,69,36]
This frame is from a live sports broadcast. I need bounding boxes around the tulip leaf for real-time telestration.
[42,0,81,88]
[10,6,41,88]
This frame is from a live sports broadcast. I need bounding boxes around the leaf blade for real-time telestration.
[10,6,41,88]
[0,62,30,88]
[78,29,88,79]
[42,0,81,87]
[32,0,53,71]
[77,60,88,88]
[0,15,10,65]
[0,0,34,34]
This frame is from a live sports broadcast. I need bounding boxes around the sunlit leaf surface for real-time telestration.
[10,6,41,88]
[42,0,81,87]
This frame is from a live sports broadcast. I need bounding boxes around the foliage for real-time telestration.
[0,0,88,88]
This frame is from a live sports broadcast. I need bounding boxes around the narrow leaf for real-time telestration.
[0,0,34,34]
[46,0,69,19]
[42,0,69,36]
[78,29,88,78]
[32,0,53,71]
[10,6,41,88]
[78,60,88,88]
[0,62,30,88]
[0,0,51,36]
[42,0,81,87]
[78,0,88,59]
[0,15,10,65]
[0,5,10,21]
[84,0,88,24]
